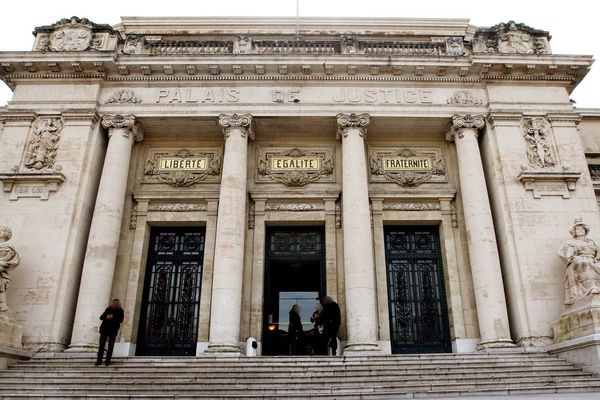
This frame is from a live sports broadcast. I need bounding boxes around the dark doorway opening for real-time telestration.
[262,227,326,355]
[384,226,452,354]
[136,226,205,356]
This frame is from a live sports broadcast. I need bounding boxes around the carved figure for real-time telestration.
[24,118,64,170]
[559,218,600,305]
[0,227,21,313]
[523,118,555,168]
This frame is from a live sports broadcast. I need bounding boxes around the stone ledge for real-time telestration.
[547,334,600,374]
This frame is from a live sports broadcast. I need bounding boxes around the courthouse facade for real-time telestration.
[1,16,600,362]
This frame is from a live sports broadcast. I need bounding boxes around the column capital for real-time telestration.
[218,113,254,140]
[336,113,370,140]
[446,114,485,142]
[101,114,143,142]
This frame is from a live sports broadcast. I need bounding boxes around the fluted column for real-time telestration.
[446,115,514,348]
[68,115,143,351]
[337,113,380,353]
[206,113,252,353]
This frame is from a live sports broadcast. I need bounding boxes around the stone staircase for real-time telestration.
[0,351,599,399]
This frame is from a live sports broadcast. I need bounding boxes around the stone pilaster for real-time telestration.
[68,115,143,351]
[337,113,380,353]
[206,113,253,354]
[446,114,514,348]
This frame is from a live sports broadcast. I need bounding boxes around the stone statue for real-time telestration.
[0,226,21,313]
[558,218,600,305]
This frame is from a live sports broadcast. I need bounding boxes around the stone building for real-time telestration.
[0,16,600,370]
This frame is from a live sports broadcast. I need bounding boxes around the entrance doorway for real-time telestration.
[262,227,326,355]
[136,227,205,356]
[384,226,451,354]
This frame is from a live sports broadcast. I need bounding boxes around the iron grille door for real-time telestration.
[384,226,451,354]
[137,227,205,356]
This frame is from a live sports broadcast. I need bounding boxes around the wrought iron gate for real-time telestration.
[384,226,451,354]
[137,227,205,356]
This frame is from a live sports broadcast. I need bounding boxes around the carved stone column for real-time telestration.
[337,113,380,353]
[68,115,143,351]
[446,115,514,348]
[206,114,253,353]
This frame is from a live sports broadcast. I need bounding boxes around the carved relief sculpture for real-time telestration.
[447,90,483,105]
[257,147,334,187]
[0,226,21,313]
[144,148,221,187]
[474,21,550,55]
[33,17,116,52]
[369,147,446,187]
[559,218,600,305]
[445,37,465,56]
[23,117,65,170]
[522,118,556,168]
[105,89,142,104]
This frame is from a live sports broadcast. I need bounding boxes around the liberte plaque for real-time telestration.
[158,157,208,171]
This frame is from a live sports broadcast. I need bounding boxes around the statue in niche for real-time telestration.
[559,218,600,305]
[24,117,64,170]
[0,226,21,313]
[523,118,555,168]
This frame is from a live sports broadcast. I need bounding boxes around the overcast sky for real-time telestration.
[0,0,597,108]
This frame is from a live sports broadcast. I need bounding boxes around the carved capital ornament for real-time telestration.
[336,113,370,139]
[101,114,143,142]
[218,113,254,140]
[446,115,485,141]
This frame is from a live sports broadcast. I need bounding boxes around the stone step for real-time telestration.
[0,368,590,380]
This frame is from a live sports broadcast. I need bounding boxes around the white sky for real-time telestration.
[0,0,597,108]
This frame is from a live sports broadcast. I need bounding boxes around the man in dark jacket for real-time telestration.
[322,296,341,355]
[96,299,124,366]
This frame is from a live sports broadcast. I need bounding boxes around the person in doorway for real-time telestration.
[96,299,124,366]
[322,296,341,356]
[310,301,327,355]
[288,304,304,355]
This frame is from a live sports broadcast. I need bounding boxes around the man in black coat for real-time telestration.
[96,299,124,366]
[322,296,341,355]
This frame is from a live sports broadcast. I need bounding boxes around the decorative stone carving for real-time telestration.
[33,17,116,52]
[147,203,207,212]
[265,203,325,211]
[447,90,483,105]
[382,202,441,211]
[101,115,144,142]
[144,148,221,187]
[256,147,334,187]
[123,35,141,54]
[451,201,459,228]
[474,21,551,55]
[234,36,253,54]
[248,202,255,229]
[129,205,138,230]
[445,37,465,56]
[558,218,600,306]
[522,118,555,168]
[105,89,142,104]
[218,113,254,139]
[335,203,342,229]
[336,113,370,139]
[369,147,446,187]
[341,35,358,54]
[0,226,20,313]
[446,114,485,141]
[23,117,64,170]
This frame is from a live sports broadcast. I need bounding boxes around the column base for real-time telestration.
[343,341,381,355]
[65,343,98,353]
[205,343,243,355]
[477,339,516,351]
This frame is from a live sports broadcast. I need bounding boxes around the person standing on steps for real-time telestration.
[288,304,304,355]
[310,301,327,355]
[96,299,124,366]
[322,296,341,356]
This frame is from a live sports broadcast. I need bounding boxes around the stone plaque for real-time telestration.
[369,147,446,187]
[256,146,334,186]
[144,148,222,187]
